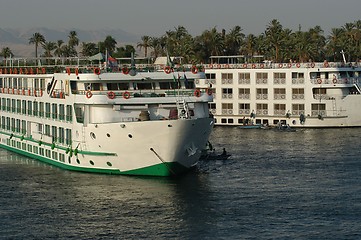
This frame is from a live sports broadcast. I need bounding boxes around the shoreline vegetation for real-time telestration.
[1,19,361,64]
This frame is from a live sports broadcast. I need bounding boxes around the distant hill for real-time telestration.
[0,27,141,57]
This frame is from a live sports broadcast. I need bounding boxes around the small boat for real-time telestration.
[200,147,231,160]
[239,124,263,129]
[275,124,296,132]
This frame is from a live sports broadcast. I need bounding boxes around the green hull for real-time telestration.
[0,144,190,177]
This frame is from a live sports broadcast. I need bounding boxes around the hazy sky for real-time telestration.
[1,0,360,37]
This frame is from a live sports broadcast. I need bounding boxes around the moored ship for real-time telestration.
[0,57,214,176]
[199,56,361,127]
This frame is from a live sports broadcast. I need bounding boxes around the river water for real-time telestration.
[1,127,361,239]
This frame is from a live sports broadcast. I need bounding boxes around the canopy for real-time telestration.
[88,53,104,61]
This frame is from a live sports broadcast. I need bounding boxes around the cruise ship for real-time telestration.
[200,56,361,127]
[0,57,214,176]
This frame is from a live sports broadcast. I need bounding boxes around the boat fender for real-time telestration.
[86,91,93,99]
[194,89,201,97]
[191,66,198,74]
[164,66,172,74]
[123,91,131,99]
[107,91,116,99]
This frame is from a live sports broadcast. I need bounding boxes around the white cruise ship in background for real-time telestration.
[199,55,361,127]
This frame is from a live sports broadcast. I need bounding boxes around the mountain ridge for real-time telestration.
[0,27,141,57]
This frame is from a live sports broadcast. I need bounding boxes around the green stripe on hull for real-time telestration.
[0,144,190,177]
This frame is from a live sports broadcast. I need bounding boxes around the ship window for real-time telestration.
[74,105,84,123]
[45,103,51,118]
[66,129,72,145]
[21,120,26,134]
[52,103,58,119]
[137,82,153,90]
[33,101,38,116]
[59,104,65,120]
[22,100,26,114]
[37,124,43,134]
[205,73,216,79]
[256,72,268,80]
[66,105,73,122]
[27,101,32,115]
[52,126,58,142]
[59,127,65,144]
[45,125,51,136]
[159,82,171,89]
[39,102,44,117]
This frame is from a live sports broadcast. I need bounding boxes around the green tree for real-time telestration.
[137,35,151,57]
[29,32,46,58]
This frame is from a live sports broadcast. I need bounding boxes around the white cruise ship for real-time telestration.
[0,57,214,176]
[199,56,361,127]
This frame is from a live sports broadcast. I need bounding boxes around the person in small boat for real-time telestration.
[221,148,227,156]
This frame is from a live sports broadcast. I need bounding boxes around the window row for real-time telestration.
[0,98,73,121]
[1,117,72,145]
[220,88,304,100]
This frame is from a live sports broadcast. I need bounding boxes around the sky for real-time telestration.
[0,0,361,37]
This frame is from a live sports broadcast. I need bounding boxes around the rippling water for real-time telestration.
[1,128,361,239]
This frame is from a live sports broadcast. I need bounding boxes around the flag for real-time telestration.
[184,73,189,89]
[166,51,174,68]
[107,51,118,68]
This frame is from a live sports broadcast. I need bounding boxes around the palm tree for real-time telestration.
[29,32,46,58]
[68,31,79,56]
[103,35,117,54]
[224,26,244,56]
[42,41,57,58]
[0,47,13,59]
[54,40,64,57]
[80,42,98,57]
[137,35,151,57]
[265,19,284,62]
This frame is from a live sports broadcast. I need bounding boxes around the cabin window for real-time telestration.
[27,101,32,115]
[256,88,268,99]
[70,81,78,93]
[22,120,26,134]
[137,82,153,90]
[33,101,38,116]
[239,103,250,115]
[0,77,2,88]
[256,72,268,80]
[274,104,286,115]
[66,129,72,145]
[66,105,73,122]
[45,124,50,136]
[311,104,326,117]
[292,104,305,115]
[256,104,268,115]
[52,103,58,119]
[222,88,233,99]
[59,127,65,144]
[221,103,233,114]
[39,102,44,117]
[52,126,58,142]
[22,100,26,114]
[45,103,51,118]
[107,82,129,90]
[59,104,65,120]
[205,73,216,80]
[159,82,172,89]
[74,105,84,123]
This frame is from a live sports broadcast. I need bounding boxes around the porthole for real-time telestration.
[128,134,132,138]
[76,159,80,164]
[89,160,94,165]
[90,132,96,139]
[107,162,112,167]
[106,133,110,137]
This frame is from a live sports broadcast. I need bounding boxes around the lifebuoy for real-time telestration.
[296,63,301,68]
[287,63,292,68]
[42,68,46,74]
[251,64,256,69]
[75,68,79,75]
[66,67,71,75]
[260,64,264,68]
[324,62,329,68]
[317,78,322,84]
[207,88,213,96]
[191,66,198,74]
[107,91,115,99]
[14,68,18,74]
[194,89,201,97]
[94,67,101,75]
[243,64,248,68]
[123,91,131,99]
[122,67,129,74]
[86,91,93,98]
[311,63,315,68]
[164,66,171,74]
[279,64,283,68]
[332,78,337,84]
